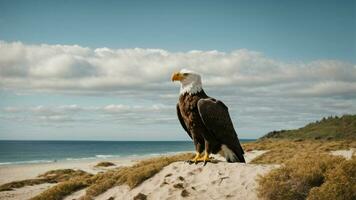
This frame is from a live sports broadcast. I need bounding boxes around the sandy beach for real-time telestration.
[0,150,276,200]
[0,157,137,185]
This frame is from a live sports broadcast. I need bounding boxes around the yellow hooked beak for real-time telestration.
[171,72,184,82]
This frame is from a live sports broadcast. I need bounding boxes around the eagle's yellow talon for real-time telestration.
[202,153,211,166]
[188,152,201,164]
[196,155,206,161]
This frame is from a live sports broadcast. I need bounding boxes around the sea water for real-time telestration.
[0,140,255,165]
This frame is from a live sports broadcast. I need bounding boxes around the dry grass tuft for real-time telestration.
[0,178,49,191]
[0,169,91,191]
[242,139,356,164]
[38,169,90,182]
[95,161,115,167]
[82,153,193,199]
[257,153,355,200]
[30,175,93,200]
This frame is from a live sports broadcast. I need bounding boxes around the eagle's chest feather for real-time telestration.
[178,93,205,132]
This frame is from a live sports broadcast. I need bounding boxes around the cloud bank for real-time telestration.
[0,41,355,138]
[1,41,355,98]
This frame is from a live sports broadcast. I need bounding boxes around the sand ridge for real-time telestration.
[95,150,277,200]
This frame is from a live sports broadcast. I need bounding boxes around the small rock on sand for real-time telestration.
[133,192,147,200]
[181,189,190,197]
[173,183,184,189]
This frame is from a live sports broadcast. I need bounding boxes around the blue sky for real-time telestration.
[1,0,355,62]
[0,0,355,140]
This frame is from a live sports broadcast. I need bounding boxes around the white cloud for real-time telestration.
[0,41,355,98]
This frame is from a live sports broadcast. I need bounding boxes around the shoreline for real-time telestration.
[0,150,194,166]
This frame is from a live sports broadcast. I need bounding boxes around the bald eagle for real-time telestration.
[172,69,245,165]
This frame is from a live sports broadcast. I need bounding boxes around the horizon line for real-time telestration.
[0,138,257,142]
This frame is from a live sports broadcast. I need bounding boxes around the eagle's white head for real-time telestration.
[171,69,203,95]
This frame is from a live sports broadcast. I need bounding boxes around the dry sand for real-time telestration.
[330,149,355,160]
[0,183,55,200]
[93,150,277,200]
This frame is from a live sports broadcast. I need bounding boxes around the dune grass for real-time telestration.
[95,161,116,167]
[30,175,93,200]
[242,139,356,164]
[257,153,356,200]
[0,169,91,191]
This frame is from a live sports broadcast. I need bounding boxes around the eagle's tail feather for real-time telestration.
[221,144,245,163]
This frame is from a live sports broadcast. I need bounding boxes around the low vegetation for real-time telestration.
[257,153,356,200]
[254,115,356,200]
[94,161,116,167]
[261,115,356,140]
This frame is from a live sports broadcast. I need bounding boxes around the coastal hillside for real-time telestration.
[260,115,356,140]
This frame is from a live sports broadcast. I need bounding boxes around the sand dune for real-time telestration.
[96,162,276,200]
[94,150,277,200]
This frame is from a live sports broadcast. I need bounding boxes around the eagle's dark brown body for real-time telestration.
[177,90,245,163]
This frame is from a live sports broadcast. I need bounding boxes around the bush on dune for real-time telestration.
[307,156,356,200]
[94,161,115,167]
[257,153,355,200]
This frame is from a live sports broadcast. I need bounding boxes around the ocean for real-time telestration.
[0,140,255,165]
